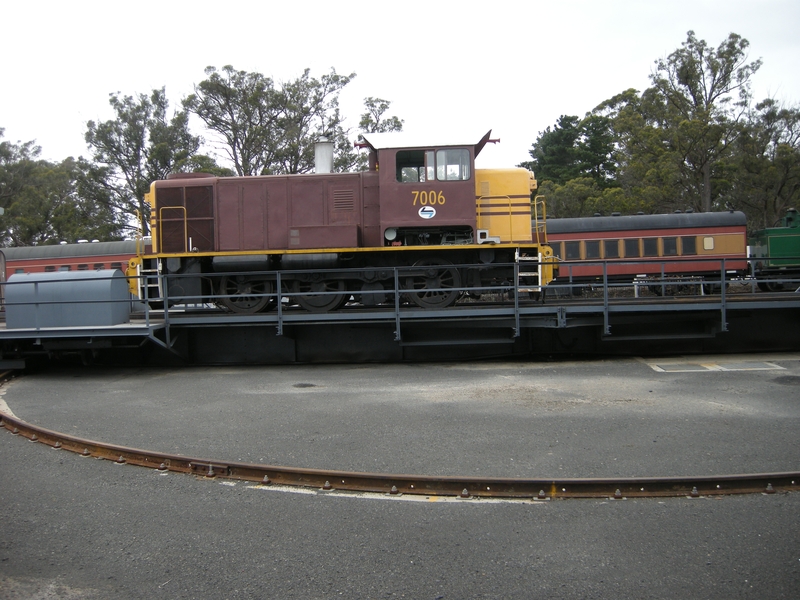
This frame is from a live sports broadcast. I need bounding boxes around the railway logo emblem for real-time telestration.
[418,206,436,219]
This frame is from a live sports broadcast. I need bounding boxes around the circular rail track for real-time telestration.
[1,412,796,500]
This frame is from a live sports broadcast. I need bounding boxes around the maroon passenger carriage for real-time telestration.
[139,131,554,312]
[545,211,749,293]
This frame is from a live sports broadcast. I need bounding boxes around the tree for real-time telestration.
[272,68,356,174]
[0,130,125,246]
[0,128,39,212]
[354,97,404,170]
[519,114,616,189]
[359,97,404,134]
[185,66,358,176]
[645,31,762,212]
[722,99,800,228]
[85,88,205,234]
[184,66,281,177]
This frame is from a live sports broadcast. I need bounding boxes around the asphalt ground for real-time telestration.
[1,353,798,598]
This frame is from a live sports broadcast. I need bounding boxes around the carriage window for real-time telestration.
[14,268,24,274]
[78,264,89,271]
[703,237,714,251]
[604,239,619,258]
[45,266,56,272]
[624,238,640,257]
[59,265,71,271]
[585,240,601,259]
[643,238,658,257]
[663,237,678,256]
[552,242,564,259]
[94,263,105,270]
[565,241,581,259]
[681,236,696,255]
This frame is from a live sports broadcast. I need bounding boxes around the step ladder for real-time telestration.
[516,250,543,295]
[138,265,162,304]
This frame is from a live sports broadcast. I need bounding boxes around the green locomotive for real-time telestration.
[749,208,800,291]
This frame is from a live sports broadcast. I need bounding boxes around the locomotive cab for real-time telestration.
[361,131,485,247]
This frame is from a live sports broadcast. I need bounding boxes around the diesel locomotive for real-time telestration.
[132,130,555,312]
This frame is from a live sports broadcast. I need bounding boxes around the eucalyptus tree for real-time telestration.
[359,97,404,134]
[722,99,800,228]
[185,66,357,175]
[85,88,203,234]
[633,31,761,212]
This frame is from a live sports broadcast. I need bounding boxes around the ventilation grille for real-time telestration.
[332,189,355,211]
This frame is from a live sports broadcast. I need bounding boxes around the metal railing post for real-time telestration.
[720,259,728,332]
[276,272,283,336]
[513,261,520,338]
[393,267,401,342]
[603,261,610,335]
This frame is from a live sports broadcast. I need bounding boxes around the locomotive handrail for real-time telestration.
[532,195,547,245]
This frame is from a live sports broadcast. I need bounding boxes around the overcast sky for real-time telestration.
[3,0,799,171]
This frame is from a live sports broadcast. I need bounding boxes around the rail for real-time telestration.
[1,411,796,499]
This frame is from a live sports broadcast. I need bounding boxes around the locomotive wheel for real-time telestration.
[402,259,462,309]
[218,275,274,314]
[292,279,348,312]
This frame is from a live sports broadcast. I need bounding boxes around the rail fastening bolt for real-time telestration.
[691,487,699,497]
[766,483,775,494]
[262,475,271,485]
[390,486,399,495]
[116,456,125,464]
[30,434,38,442]
[614,489,622,499]
[460,489,470,499]
[323,481,332,490]
[82,448,90,456]
[158,463,167,471]
[538,490,546,500]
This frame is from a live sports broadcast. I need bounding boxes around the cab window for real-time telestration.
[436,149,470,181]
[396,150,425,182]
[396,149,471,183]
